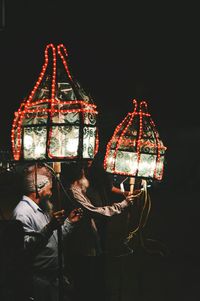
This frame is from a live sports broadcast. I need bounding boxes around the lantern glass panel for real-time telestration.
[83,127,96,159]
[13,128,19,153]
[105,150,115,173]
[52,110,79,124]
[155,156,164,178]
[115,151,138,174]
[49,125,79,157]
[23,105,48,125]
[106,150,138,175]
[139,139,157,154]
[137,154,156,178]
[56,82,76,100]
[84,111,96,125]
[23,126,47,159]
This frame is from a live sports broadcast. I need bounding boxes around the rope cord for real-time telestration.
[124,180,150,244]
[124,180,168,256]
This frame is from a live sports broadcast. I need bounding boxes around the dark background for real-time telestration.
[0,1,200,300]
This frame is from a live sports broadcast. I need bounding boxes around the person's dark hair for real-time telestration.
[61,162,85,187]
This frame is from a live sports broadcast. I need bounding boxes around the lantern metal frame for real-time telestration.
[11,43,99,163]
[104,99,166,181]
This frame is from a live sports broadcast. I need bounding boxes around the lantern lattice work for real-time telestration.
[12,43,99,162]
[104,99,166,180]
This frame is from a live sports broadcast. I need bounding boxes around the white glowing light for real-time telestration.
[24,135,33,149]
[35,145,45,157]
[138,154,156,177]
[66,138,79,154]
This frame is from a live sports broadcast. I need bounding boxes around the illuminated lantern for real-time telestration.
[104,99,166,181]
[104,99,167,252]
[11,43,99,162]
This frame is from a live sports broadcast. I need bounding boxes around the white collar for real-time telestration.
[22,195,42,213]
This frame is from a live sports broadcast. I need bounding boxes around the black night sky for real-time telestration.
[0,1,200,300]
[0,1,199,148]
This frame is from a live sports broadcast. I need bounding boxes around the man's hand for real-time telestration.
[67,208,83,223]
[49,210,66,230]
[125,190,143,205]
[128,189,142,196]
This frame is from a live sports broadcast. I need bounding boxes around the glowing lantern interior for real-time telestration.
[104,99,166,180]
[12,43,99,161]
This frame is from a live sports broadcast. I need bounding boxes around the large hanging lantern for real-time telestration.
[11,43,99,162]
[104,99,166,181]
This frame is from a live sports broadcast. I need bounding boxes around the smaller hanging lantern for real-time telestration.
[104,99,167,181]
[11,43,99,162]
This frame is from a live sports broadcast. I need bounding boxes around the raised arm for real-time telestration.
[72,189,142,217]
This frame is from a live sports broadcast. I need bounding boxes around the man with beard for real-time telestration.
[12,171,82,301]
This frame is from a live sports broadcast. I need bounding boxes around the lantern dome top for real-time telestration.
[24,43,94,105]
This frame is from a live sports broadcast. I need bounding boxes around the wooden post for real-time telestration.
[52,162,64,301]
[129,176,135,193]
[53,162,61,175]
